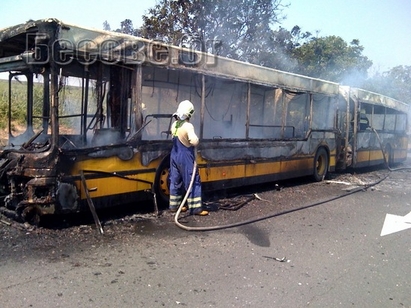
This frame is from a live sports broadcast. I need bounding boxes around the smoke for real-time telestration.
[340,69,369,89]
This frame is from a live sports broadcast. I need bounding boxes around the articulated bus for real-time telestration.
[0,19,409,223]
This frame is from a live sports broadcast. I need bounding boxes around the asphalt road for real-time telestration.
[1,162,411,307]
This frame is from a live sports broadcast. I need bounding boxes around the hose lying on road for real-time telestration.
[174,170,389,231]
[174,134,411,232]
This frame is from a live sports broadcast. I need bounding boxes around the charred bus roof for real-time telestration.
[0,18,340,96]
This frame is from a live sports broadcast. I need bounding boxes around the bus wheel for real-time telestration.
[313,147,329,182]
[154,155,170,209]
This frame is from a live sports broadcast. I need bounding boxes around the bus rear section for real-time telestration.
[337,87,409,169]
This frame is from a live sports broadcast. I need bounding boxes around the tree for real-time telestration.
[385,65,411,103]
[104,19,141,36]
[363,65,411,103]
[262,25,312,72]
[116,19,140,36]
[140,0,288,63]
[103,20,111,31]
[291,35,373,83]
[141,0,193,44]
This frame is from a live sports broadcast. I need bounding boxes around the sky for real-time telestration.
[1,0,410,72]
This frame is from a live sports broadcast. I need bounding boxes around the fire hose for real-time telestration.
[174,132,411,232]
[174,163,388,232]
[173,159,270,231]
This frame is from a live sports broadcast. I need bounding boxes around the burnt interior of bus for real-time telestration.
[1,60,340,167]
[141,67,336,139]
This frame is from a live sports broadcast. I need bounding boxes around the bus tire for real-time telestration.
[154,155,171,209]
[313,147,329,182]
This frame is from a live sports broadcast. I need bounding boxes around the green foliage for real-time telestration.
[0,79,44,132]
[104,18,140,36]
[117,19,139,36]
[363,65,411,103]
[291,36,373,83]
[140,0,288,63]
[386,66,411,103]
[0,79,25,131]
[0,84,8,131]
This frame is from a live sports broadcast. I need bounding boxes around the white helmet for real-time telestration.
[173,100,195,120]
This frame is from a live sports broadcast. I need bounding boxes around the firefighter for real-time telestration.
[169,100,209,216]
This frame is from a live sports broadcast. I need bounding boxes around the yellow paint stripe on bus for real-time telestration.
[200,164,245,182]
[329,149,336,167]
[200,157,320,182]
[369,150,384,161]
[356,151,370,163]
[329,155,336,167]
[77,175,153,200]
[72,154,147,173]
[356,150,384,163]
[71,153,159,200]
[352,148,408,165]
[280,158,312,173]
[245,161,282,177]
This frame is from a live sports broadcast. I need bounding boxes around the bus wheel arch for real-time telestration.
[154,155,171,209]
[313,146,329,182]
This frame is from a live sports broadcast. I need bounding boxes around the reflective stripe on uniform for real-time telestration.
[169,194,183,210]
[187,196,202,209]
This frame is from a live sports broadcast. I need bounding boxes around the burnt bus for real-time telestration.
[0,19,408,223]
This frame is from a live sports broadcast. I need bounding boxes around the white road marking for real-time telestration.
[380,213,411,236]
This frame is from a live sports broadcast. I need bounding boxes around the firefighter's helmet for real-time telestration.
[173,100,195,120]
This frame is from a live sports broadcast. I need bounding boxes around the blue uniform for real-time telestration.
[169,127,203,214]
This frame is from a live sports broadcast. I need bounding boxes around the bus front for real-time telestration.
[0,19,75,223]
